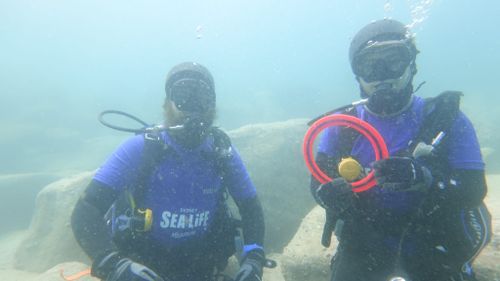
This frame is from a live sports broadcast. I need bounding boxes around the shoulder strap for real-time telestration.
[409,91,462,152]
[206,127,233,196]
[133,128,171,206]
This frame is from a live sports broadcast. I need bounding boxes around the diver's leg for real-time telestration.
[330,241,395,281]
[402,241,480,281]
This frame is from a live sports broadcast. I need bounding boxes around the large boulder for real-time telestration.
[13,172,94,272]
[473,113,500,173]
[0,172,60,233]
[13,119,314,272]
[279,206,336,281]
[228,118,315,252]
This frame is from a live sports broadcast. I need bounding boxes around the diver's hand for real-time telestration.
[372,157,432,192]
[91,251,165,281]
[315,178,354,212]
[234,249,265,281]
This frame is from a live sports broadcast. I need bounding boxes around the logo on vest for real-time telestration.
[202,186,218,194]
[160,210,210,230]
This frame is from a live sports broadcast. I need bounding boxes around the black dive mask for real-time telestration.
[352,40,414,83]
[169,78,215,113]
[166,78,215,147]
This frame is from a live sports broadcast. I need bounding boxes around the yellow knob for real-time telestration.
[138,208,153,232]
[338,157,362,182]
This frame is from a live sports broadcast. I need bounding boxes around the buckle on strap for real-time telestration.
[144,125,163,141]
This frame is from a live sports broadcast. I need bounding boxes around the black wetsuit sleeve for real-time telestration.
[310,152,338,205]
[431,169,487,210]
[71,179,119,260]
[235,196,265,246]
[310,152,349,247]
[451,169,487,208]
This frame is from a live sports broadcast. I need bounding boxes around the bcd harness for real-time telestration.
[318,91,491,269]
[104,126,237,250]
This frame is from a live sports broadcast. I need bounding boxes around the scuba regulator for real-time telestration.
[98,109,213,240]
[98,110,170,241]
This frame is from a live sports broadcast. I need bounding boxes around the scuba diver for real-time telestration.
[71,62,267,281]
[310,19,491,281]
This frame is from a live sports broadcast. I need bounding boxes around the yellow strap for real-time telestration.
[137,208,153,232]
[127,191,136,210]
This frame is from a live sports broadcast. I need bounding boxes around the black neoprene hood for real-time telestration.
[165,62,215,99]
[349,19,412,69]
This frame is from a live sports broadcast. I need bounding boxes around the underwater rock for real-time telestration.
[279,205,335,281]
[481,147,494,159]
[475,119,500,173]
[228,118,315,252]
[13,172,93,272]
[0,172,61,233]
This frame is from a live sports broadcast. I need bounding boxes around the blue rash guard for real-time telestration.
[317,95,484,215]
[94,131,257,248]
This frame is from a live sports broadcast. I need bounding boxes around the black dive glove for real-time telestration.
[372,157,432,192]
[91,252,165,281]
[234,249,265,281]
[315,178,354,213]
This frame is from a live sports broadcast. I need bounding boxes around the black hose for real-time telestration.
[307,99,368,126]
[307,104,354,126]
[98,110,151,133]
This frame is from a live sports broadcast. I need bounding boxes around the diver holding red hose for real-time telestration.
[306,19,491,281]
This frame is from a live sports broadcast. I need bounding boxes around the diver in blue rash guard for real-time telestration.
[310,20,491,281]
[71,62,266,281]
